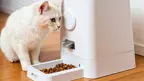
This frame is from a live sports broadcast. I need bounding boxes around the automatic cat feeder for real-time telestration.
[27,0,136,81]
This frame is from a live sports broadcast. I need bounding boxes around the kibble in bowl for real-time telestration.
[40,63,76,74]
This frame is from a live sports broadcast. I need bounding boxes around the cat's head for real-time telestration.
[37,1,62,32]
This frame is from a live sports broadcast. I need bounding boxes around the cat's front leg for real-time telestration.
[31,47,41,64]
[16,44,31,71]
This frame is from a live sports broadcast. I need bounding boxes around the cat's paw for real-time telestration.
[7,56,19,63]
[32,60,41,65]
[22,64,31,71]
[22,67,28,71]
[21,62,31,71]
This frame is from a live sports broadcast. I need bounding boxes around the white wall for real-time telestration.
[130,0,144,56]
[130,0,144,9]
[0,0,34,14]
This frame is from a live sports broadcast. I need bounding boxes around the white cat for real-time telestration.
[0,1,62,71]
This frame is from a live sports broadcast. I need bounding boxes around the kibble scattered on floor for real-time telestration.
[40,63,76,74]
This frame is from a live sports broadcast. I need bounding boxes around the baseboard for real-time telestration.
[134,43,144,56]
[0,5,15,14]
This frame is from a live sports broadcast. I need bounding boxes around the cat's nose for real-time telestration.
[57,26,60,28]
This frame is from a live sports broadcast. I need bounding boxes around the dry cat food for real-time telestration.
[40,63,76,74]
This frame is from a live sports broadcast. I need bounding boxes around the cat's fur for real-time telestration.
[0,1,62,71]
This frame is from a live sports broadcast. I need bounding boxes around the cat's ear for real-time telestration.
[39,1,50,15]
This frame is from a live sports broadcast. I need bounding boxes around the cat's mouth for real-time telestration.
[50,28,60,32]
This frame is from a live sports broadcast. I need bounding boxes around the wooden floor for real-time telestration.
[0,12,144,81]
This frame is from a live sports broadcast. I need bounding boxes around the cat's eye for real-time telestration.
[50,18,56,22]
[59,17,62,21]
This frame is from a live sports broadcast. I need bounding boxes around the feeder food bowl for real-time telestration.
[27,59,83,81]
